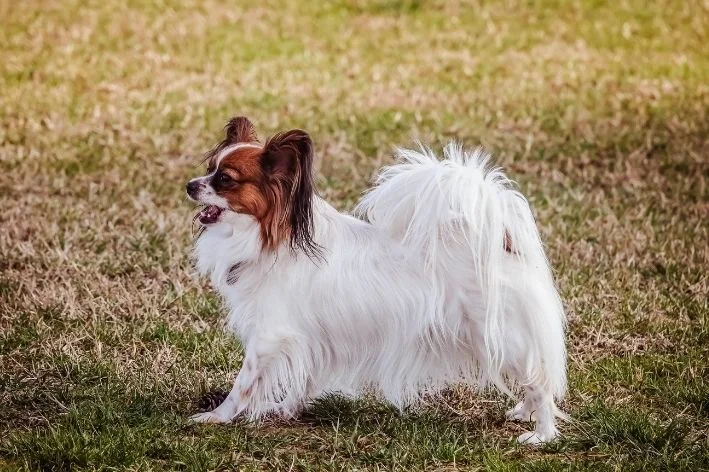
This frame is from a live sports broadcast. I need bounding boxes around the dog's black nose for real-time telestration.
[186,180,201,198]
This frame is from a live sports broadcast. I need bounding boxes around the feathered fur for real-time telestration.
[188,137,568,444]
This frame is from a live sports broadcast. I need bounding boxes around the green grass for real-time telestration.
[1,0,707,470]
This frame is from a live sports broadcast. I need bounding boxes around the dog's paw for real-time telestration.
[189,411,231,424]
[516,429,558,445]
[505,402,534,422]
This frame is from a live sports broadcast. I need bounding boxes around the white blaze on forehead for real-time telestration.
[214,143,262,169]
[189,175,212,185]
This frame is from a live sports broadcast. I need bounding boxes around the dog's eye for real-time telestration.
[215,172,234,186]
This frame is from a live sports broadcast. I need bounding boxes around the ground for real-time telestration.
[0,0,707,470]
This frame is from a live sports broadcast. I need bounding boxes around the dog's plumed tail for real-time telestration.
[356,143,566,400]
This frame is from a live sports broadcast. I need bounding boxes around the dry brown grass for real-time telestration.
[1,0,707,470]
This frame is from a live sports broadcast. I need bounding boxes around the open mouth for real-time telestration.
[198,205,223,225]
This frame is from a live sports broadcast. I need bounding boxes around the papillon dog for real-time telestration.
[185,117,567,444]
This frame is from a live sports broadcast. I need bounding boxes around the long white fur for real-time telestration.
[190,143,567,444]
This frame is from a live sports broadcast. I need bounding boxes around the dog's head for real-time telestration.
[186,117,320,258]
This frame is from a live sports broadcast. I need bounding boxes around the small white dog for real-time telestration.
[186,117,567,444]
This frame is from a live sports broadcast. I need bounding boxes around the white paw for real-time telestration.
[506,402,534,422]
[516,429,558,445]
[506,408,524,421]
[189,411,231,424]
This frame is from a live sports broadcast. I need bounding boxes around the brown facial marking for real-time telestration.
[203,118,322,260]
[204,116,259,173]
[216,146,269,218]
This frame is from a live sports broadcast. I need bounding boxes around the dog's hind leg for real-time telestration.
[513,383,562,445]
[500,305,566,444]
[505,384,537,422]
[505,362,564,445]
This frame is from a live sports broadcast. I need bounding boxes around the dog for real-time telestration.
[185,117,567,444]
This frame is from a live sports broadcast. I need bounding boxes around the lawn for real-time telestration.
[0,0,707,470]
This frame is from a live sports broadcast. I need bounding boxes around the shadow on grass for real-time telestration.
[3,387,708,471]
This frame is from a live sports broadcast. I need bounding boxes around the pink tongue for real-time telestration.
[199,205,222,224]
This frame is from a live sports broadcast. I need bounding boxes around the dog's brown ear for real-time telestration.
[262,129,311,174]
[262,129,322,260]
[225,116,258,144]
[205,116,258,171]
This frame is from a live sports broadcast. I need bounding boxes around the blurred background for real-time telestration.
[1,1,707,470]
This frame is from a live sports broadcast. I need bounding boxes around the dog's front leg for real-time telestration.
[189,339,277,424]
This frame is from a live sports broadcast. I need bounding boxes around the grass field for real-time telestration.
[1,0,707,470]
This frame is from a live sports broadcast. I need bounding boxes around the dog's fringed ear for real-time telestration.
[205,116,258,171]
[262,129,311,174]
[262,129,322,261]
[225,116,258,144]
